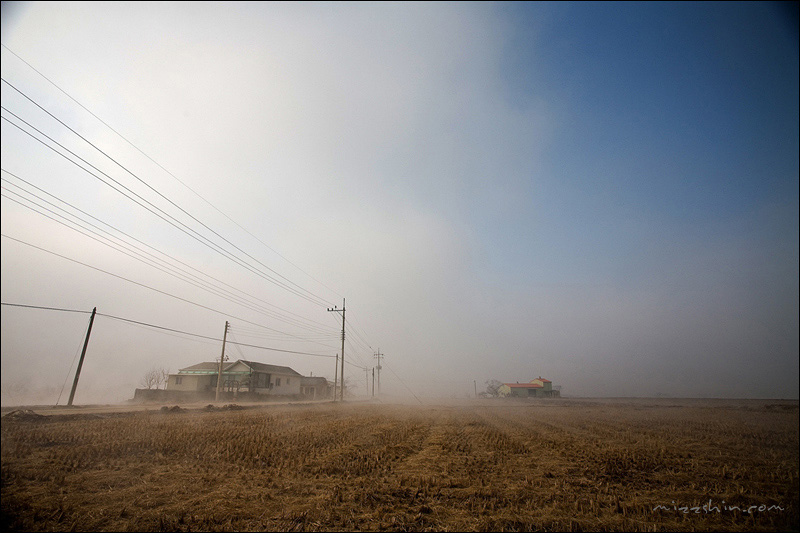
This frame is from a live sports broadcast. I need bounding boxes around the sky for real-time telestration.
[1,1,798,404]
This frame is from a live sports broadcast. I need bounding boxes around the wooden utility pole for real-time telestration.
[67,307,96,406]
[327,299,345,401]
[372,368,375,398]
[215,321,229,402]
[333,353,338,402]
[374,349,383,397]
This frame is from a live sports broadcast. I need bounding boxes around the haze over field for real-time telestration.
[1,2,798,405]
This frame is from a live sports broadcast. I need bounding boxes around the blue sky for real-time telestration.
[1,2,797,403]
[489,2,798,278]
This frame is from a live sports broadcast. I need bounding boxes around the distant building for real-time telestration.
[498,377,560,398]
[300,376,333,400]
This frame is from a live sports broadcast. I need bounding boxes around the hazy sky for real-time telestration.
[1,1,798,404]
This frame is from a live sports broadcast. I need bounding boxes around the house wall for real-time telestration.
[243,371,301,396]
[268,373,301,395]
[167,362,304,397]
[300,384,332,399]
[531,379,553,391]
[505,386,546,397]
[167,374,214,392]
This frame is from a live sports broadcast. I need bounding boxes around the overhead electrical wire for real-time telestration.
[381,360,423,405]
[55,330,89,406]
[0,302,92,314]
[0,232,338,351]
[344,337,372,369]
[0,303,337,359]
[345,310,377,352]
[1,77,334,309]
[97,312,336,358]
[1,185,337,343]
[1,43,344,301]
[1,105,330,309]
[323,308,375,370]
[1,170,338,335]
[1,50,385,361]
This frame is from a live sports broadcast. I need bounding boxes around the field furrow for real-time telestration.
[2,399,797,532]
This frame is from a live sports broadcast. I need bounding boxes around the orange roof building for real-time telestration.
[498,377,559,398]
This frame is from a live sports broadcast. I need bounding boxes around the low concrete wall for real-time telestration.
[132,389,307,404]
[133,389,214,403]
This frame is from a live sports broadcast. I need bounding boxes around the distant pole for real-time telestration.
[365,367,369,396]
[67,307,96,406]
[215,321,229,402]
[340,300,345,401]
[328,299,345,401]
[333,353,338,402]
[474,380,477,398]
[374,349,383,396]
[372,368,375,398]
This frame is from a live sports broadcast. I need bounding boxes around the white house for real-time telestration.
[167,359,303,396]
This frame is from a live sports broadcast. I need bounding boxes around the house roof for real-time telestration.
[532,378,552,383]
[504,383,543,388]
[178,360,303,377]
[300,376,330,386]
[178,362,231,373]
[238,360,303,377]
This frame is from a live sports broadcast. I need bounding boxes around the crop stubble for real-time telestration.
[1,399,797,531]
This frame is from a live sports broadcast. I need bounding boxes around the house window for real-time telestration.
[175,376,183,385]
[286,378,290,385]
[276,378,281,387]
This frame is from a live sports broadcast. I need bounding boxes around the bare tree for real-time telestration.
[484,379,503,397]
[342,377,357,398]
[159,368,170,389]
[140,367,169,390]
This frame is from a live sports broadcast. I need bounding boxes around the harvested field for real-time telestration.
[1,398,798,532]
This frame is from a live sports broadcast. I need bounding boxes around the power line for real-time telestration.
[344,337,372,369]
[0,304,339,359]
[2,169,338,334]
[56,333,87,406]
[0,302,92,314]
[97,312,335,358]
[0,233,332,337]
[1,43,344,301]
[1,107,330,309]
[382,360,423,405]
[1,54,383,362]
[1,78,334,308]
[346,310,378,352]
[1,186,337,340]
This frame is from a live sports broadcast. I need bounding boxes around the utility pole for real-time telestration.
[327,299,345,401]
[67,307,96,406]
[215,321,229,402]
[333,353,338,402]
[374,349,383,396]
[372,368,375,398]
[474,380,478,398]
